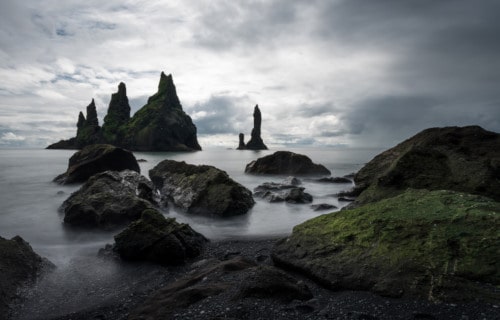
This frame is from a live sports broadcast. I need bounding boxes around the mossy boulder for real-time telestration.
[272,189,499,302]
[54,144,140,184]
[0,236,54,315]
[113,209,207,265]
[149,160,255,217]
[353,126,500,204]
[61,170,155,229]
[245,151,331,176]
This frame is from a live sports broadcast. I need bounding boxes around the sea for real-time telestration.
[0,147,384,319]
[0,147,382,267]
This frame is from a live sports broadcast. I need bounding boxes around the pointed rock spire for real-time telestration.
[245,105,267,150]
[102,82,131,143]
[147,72,182,110]
[237,133,246,150]
[86,99,99,128]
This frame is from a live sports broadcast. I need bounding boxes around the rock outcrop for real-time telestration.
[237,105,268,150]
[101,82,131,145]
[61,170,155,229]
[53,144,140,184]
[47,72,201,152]
[273,189,500,302]
[254,178,313,203]
[0,235,54,315]
[113,209,207,265]
[245,151,331,176]
[352,126,500,204]
[149,160,255,217]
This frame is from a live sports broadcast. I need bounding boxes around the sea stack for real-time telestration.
[242,105,268,150]
[102,82,131,145]
[237,133,246,150]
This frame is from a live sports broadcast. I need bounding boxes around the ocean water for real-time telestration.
[0,147,383,267]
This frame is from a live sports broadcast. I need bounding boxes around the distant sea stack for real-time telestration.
[47,72,201,152]
[237,105,268,150]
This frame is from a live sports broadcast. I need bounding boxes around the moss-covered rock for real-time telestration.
[101,82,131,145]
[150,160,255,217]
[62,170,155,229]
[0,236,54,315]
[54,144,140,184]
[113,209,207,265]
[245,151,331,176]
[272,189,499,302]
[353,126,500,204]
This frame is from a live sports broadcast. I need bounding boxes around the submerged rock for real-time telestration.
[273,189,500,302]
[245,151,331,176]
[61,170,155,229]
[310,203,337,211]
[149,160,255,217]
[53,144,140,184]
[0,235,54,315]
[353,126,500,204]
[113,209,207,265]
[254,180,313,204]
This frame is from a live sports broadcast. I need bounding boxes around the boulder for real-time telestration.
[245,151,331,176]
[113,209,207,265]
[0,236,54,315]
[61,170,155,229]
[149,160,255,217]
[352,126,500,204]
[272,189,500,302]
[254,181,313,204]
[54,144,140,184]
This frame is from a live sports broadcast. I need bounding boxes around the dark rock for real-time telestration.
[113,209,208,265]
[53,144,140,184]
[310,203,337,211]
[353,126,500,204]
[149,160,255,217]
[101,82,131,145]
[61,170,155,229]
[122,72,202,151]
[273,189,500,302]
[237,133,246,150]
[254,182,313,204]
[47,72,201,152]
[338,197,355,202]
[0,235,54,315]
[316,177,352,183]
[245,105,268,150]
[245,151,331,176]
[283,176,302,185]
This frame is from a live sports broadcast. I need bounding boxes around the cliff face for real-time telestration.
[47,72,201,151]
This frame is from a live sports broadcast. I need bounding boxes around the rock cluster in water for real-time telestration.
[245,151,331,176]
[47,72,201,152]
[237,105,268,150]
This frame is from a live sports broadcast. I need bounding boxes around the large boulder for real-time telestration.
[272,189,500,302]
[149,160,255,217]
[245,151,331,176]
[254,180,313,204]
[0,236,54,315]
[113,209,207,265]
[61,170,155,229]
[352,126,500,204]
[54,144,140,184]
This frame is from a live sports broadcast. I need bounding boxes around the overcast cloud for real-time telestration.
[1,0,499,148]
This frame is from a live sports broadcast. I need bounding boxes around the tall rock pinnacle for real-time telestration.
[102,82,131,143]
[147,72,182,110]
[244,105,268,150]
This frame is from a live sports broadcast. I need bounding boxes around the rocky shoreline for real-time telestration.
[11,237,499,320]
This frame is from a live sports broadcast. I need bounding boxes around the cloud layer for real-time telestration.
[1,0,499,148]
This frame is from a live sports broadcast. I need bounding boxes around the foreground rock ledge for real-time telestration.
[54,144,140,184]
[150,160,255,217]
[245,151,331,176]
[272,189,499,302]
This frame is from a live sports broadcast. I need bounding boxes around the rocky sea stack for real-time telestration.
[237,105,268,150]
[351,125,500,204]
[47,72,201,152]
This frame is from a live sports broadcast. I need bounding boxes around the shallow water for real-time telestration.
[0,147,382,267]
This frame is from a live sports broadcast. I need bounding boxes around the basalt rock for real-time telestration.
[273,189,500,302]
[237,133,246,150]
[61,170,155,229]
[0,235,54,315]
[352,126,500,204]
[237,105,268,150]
[149,160,255,217]
[254,178,312,203]
[47,72,201,152]
[113,209,207,265]
[53,144,140,184]
[245,151,331,176]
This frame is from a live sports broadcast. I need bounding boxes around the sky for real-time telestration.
[1,0,500,149]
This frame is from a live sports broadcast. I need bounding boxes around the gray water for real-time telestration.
[0,147,381,267]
